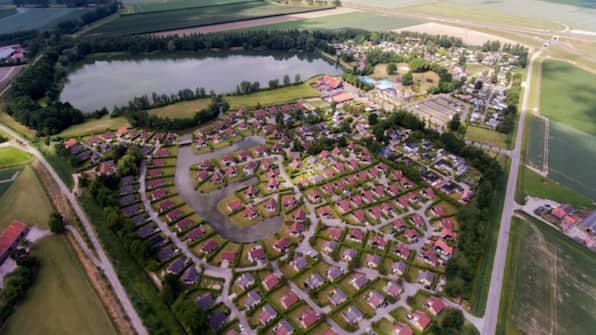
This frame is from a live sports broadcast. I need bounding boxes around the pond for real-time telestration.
[60,52,342,113]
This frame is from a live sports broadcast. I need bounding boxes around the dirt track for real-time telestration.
[155,7,358,37]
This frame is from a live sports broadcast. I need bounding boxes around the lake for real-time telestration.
[60,52,342,113]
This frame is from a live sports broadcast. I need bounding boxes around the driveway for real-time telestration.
[175,136,283,242]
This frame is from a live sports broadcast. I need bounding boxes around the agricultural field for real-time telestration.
[0,165,53,229]
[246,11,422,31]
[2,236,118,335]
[466,125,510,149]
[122,0,252,14]
[0,7,92,34]
[59,116,130,138]
[547,121,596,200]
[539,60,596,137]
[497,217,596,335]
[0,146,33,168]
[87,2,334,35]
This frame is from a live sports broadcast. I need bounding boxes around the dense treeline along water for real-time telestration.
[60,51,342,113]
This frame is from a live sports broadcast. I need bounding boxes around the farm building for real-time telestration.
[0,220,29,265]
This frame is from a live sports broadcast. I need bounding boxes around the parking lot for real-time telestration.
[405,94,470,130]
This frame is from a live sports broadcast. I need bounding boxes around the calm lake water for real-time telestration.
[60,52,342,113]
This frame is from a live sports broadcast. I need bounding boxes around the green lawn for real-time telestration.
[0,146,33,168]
[497,217,596,335]
[3,236,118,335]
[148,98,212,119]
[0,165,54,229]
[79,193,186,335]
[0,110,37,140]
[539,60,596,136]
[59,116,130,138]
[225,80,320,109]
[246,11,422,31]
[0,166,20,198]
[517,166,596,209]
[465,126,510,149]
[88,2,334,35]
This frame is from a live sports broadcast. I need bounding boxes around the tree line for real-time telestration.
[0,253,40,325]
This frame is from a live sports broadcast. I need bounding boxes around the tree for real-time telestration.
[160,274,181,305]
[268,79,279,89]
[448,113,461,132]
[386,62,397,75]
[474,80,483,90]
[408,57,430,73]
[48,211,65,233]
[283,74,290,86]
[458,54,467,66]
[368,112,378,126]
[402,72,413,86]
[294,73,301,83]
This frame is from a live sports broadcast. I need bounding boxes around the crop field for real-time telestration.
[526,114,546,171]
[123,0,253,14]
[547,121,596,200]
[497,217,596,335]
[539,60,596,137]
[88,2,334,35]
[0,7,91,34]
[246,11,422,31]
[3,236,118,335]
[0,165,53,229]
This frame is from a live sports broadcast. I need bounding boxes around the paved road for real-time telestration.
[0,124,148,335]
[482,49,543,335]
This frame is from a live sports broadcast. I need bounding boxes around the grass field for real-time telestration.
[0,7,15,19]
[225,81,320,109]
[88,2,334,35]
[517,166,596,209]
[0,165,53,229]
[0,166,20,198]
[123,0,253,14]
[547,121,596,200]
[59,116,130,138]
[0,110,36,140]
[3,236,118,335]
[0,7,91,34]
[148,99,211,119]
[497,217,596,335]
[539,60,596,136]
[0,146,33,168]
[526,115,546,171]
[246,11,422,31]
[36,142,75,189]
[465,125,510,149]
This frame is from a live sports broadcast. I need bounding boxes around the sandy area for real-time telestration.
[155,7,359,37]
[394,22,518,46]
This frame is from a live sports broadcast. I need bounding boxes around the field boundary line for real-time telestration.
[551,245,558,335]
[543,117,549,175]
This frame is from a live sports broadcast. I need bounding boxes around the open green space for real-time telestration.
[36,142,75,189]
[123,0,254,14]
[225,81,320,109]
[497,217,596,335]
[0,7,92,34]
[539,60,596,136]
[59,116,130,138]
[0,7,16,19]
[525,114,546,171]
[0,146,33,168]
[517,166,595,209]
[79,194,186,335]
[0,166,20,198]
[0,110,37,140]
[3,236,118,335]
[148,99,211,119]
[88,2,334,35]
[465,125,510,149]
[246,11,422,31]
[0,165,53,229]
[547,121,596,200]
